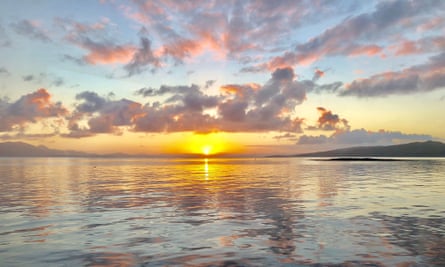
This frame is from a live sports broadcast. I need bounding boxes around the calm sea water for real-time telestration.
[0,157,444,267]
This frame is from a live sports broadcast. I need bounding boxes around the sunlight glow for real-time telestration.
[163,133,244,156]
[202,145,212,155]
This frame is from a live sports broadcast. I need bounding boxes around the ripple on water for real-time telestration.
[0,157,444,266]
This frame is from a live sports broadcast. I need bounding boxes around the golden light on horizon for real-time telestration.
[163,132,244,156]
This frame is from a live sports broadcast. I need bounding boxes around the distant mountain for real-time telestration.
[0,142,96,157]
[290,141,445,158]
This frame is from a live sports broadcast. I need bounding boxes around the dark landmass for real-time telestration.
[0,142,94,157]
[270,140,445,158]
[314,157,404,161]
[0,142,139,158]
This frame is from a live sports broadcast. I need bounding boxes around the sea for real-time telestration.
[0,157,444,266]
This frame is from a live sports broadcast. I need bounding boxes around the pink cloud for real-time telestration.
[392,40,420,56]
[83,44,136,65]
[348,45,384,57]
[59,18,137,65]
[390,36,445,56]
[417,17,445,32]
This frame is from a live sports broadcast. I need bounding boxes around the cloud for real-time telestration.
[0,24,11,47]
[10,20,51,42]
[0,67,9,75]
[51,77,65,87]
[82,41,136,65]
[62,54,86,66]
[133,84,220,133]
[210,68,306,133]
[205,80,216,89]
[307,107,350,131]
[0,132,59,141]
[74,91,107,113]
[297,135,329,145]
[340,52,445,97]
[298,106,433,146]
[116,1,374,73]
[124,37,161,76]
[162,37,204,63]
[22,75,35,82]
[57,18,138,66]
[260,0,443,70]
[273,132,298,141]
[298,129,432,146]
[128,67,306,134]
[0,89,68,132]
[417,16,445,32]
[21,73,65,87]
[312,69,325,82]
[65,91,145,137]
[390,36,445,56]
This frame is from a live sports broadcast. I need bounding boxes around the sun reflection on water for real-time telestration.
[204,158,209,179]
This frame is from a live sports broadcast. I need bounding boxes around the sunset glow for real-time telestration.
[202,146,212,156]
[165,133,242,156]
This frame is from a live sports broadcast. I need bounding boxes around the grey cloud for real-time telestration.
[0,67,9,75]
[205,80,216,89]
[133,67,307,134]
[311,82,343,94]
[136,84,200,97]
[66,67,321,136]
[273,133,298,141]
[23,75,34,82]
[340,52,445,97]
[11,20,51,42]
[218,100,248,122]
[0,24,11,47]
[297,134,329,145]
[62,54,86,66]
[52,77,65,87]
[75,91,107,113]
[22,73,46,83]
[271,67,295,81]
[124,37,160,76]
[67,92,145,137]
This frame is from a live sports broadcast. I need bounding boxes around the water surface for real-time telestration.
[1,157,444,266]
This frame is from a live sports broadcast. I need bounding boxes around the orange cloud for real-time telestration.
[348,45,383,57]
[392,40,420,56]
[84,45,137,65]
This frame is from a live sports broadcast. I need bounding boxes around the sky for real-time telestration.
[0,0,444,156]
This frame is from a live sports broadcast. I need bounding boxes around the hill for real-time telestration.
[0,142,95,157]
[292,141,445,157]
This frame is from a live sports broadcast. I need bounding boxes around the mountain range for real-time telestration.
[290,140,445,158]
[1,141,445,157]
[0,142,96,157]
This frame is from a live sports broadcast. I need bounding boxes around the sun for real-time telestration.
[162,132,244,156]
[202,145,212,156]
